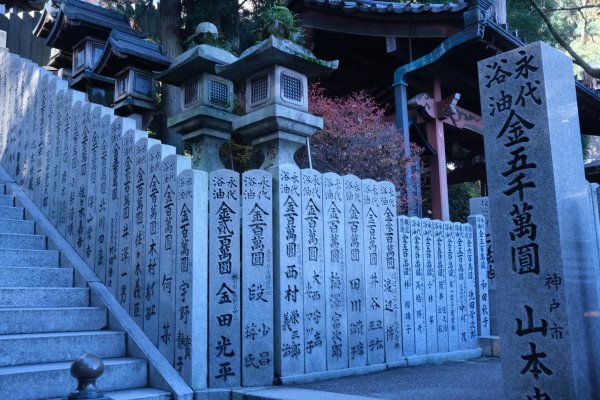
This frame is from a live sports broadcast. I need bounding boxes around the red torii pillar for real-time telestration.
[426,77,450,221]
[408,77,484,221]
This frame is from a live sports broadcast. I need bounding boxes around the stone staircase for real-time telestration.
[0,182,172,400]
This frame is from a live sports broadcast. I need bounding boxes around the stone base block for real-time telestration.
[478,336,500,357]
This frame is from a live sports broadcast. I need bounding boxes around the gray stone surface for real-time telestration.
[89,111,109,281]
[378,181,401,362]
[463,223,478,349]
[469,196,496,335]
[131,137,160,328]
[397,216,414,356]
[208,169,241,387]
[0,307,106,334]
[343,175,367,368]
[432,220,449,353]
[454,223,468,350]
[362,179,384,365]
[63,101,81,242]
[302,169,326,373]
[0,266,70,287]
[409,217,426,355]
[322,172,347,370]
[0,358,148,400]
[444,221,459,352]
[0,330,125,366]
[292,358,504,400]
[421,219,437,354]
[468,215,491,337]
[107,117,136,299]
[176,168,209,390]
[83,106,102,270]
[478,41,600,399]
[46,87,65,224]
[144,143,176,346]
[0,194,13,206]
[55,91,73,234]
[273,164,304,377]
[158,154,191,365]
[0,205,23,219]
[73,103,92,260]
[116,129,145,317]
[0,287,88,308]
[40,78,59,216]
[241,169,274,386]
[0,232,45,249]
[0,248,58,268]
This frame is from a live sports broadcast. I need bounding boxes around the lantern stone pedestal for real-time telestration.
[233,103,322,171]
[168,105,236,171]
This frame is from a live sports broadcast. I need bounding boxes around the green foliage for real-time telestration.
[507,0,575,45]
[252,5,305,44]
[181,0,289,55]
[448,181,481,223]
[507,0,600,66]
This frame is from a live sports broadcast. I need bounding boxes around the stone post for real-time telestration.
[478,41,600,399]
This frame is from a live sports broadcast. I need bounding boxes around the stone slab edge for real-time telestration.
[233,387,380,400]
[0,164,194,400]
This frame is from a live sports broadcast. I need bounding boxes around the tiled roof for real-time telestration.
[297,0,468,15]
[94,30,170,76]
[45,0,145,51]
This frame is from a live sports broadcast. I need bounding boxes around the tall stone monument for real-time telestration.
[478,41,600,399]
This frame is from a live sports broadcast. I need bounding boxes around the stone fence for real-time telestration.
[0,49,490,391]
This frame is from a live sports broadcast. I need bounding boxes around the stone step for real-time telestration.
[0,248,59,268]
[0,194,13,207]
[0,331,126,367]
[0,218,35,234]
[47,388,172,400]
[0,233,46,250]
[0,357,148,400]
[0,206,24,220]
[0,287,88,308]
[0,307,106,334]
[0,266,72,288]
[102,388,172,400]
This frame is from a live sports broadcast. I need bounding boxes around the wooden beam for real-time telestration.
[298,9,462,38]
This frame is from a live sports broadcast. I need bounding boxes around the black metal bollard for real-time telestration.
[67,353,113,400]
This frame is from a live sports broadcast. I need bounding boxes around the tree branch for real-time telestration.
[528,0,600,78]
[547,4,600,11]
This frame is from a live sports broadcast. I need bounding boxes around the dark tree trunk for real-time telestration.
[159,0,184,153]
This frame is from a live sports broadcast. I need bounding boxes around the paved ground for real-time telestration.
[290,357,505,400]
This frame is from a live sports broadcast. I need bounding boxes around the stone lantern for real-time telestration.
[94,30,171,130]
[156,23,238,172]
[32,1,73,77]
[216,35,338,172]
[38,0,146,105]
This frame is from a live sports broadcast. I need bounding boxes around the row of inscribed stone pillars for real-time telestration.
[0,49,490,391]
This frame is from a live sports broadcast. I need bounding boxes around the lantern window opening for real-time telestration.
[280,71,303,105]
[250,74,270,107]
[92,42,104,66]
[71,37,106,76]
[209,78,229,108]
[116,73,129,99]
[74,45,85,70]
[133,71,152,97]
[183,79,200,109]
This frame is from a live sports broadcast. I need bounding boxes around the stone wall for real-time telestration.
[0,49,488,391]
